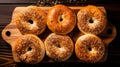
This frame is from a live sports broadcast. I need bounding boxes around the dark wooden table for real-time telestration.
[1,0,120,66]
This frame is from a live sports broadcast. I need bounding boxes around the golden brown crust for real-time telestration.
[14,34,45,64]
[75,34,105,63]
[44,33,74,61]
[47,4,76,34]
[77,5,107,35]
[16,6,47,35]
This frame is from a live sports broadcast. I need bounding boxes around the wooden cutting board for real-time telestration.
[1,6,117,63]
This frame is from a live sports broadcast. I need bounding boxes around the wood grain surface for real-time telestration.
[1,0,120,66]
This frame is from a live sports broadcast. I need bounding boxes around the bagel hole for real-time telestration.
[88,47,92,51]
[28,47,32,51]
[89,19,94,23]
[27,19,33,24]
[59,17,63,22]
[6,31,11,37]
[57,45,60,48]
[107,28,112,35]
[58,16,63,22]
